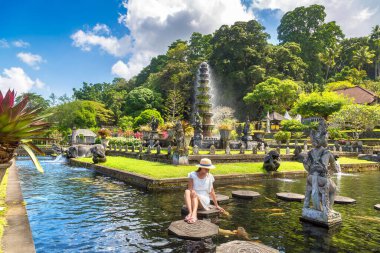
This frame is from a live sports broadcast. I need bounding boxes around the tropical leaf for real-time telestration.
[20,144,44,173]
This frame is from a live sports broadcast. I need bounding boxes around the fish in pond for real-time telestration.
[352,216,380,223]
[218,227,250,240]
[252,208,283,212]
[269,212,285,216]
[264,197,276,203]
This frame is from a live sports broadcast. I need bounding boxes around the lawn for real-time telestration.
[76,156,375,179]
[0,171,9,253]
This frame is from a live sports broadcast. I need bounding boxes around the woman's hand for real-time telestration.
[215,205,225,213]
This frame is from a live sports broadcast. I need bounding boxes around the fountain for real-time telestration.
[195,62,215,138]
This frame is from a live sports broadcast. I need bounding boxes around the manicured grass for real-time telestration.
[77,155,376,180]
[77,156,305,179]
[0,171,9,253]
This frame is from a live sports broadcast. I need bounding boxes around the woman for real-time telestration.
[184,158,224,224]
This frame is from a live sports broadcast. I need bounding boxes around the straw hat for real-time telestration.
[196,158,216,169]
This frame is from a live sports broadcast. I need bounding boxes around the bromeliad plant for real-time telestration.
[0,90,50,172]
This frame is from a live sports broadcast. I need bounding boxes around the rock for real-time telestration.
[232,190,260,199]
[263,150,280,172]
[181,205,220,219]
[276,192,305,202]
[216,240,279,253]
[374,204,380,210]
[334,196,356,204]
[168,220,219,240]
[210,194,230,205]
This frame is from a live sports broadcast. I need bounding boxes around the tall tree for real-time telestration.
[370,25,380,79]
[352,46,375,71]
[164,89,186,122]
[318,43,342,81]
[277,5,344,83]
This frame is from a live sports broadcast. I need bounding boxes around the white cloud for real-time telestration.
[0,67,45,94]
[252,0,380,38]
[12,40,30,48]
[17,52,44,70]
[110,0,255,79]
[0,39,9,48]
[71,24,131,57]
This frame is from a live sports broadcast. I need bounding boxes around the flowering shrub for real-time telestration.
[98,128,112,139]
[108,137,142,146]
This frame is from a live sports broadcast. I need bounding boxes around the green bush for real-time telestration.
[328,128,348,140]
[133,109,164,130]
[274,131,291,143]
[280,119,306,132]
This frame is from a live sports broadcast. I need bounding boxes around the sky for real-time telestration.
[1,0,380,99]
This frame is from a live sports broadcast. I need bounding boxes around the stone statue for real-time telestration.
[91,145,106,164]
[301,120,342,227]
[193,111,203,147]
[263,150,280,172]
[150,116,159,132]
[242,117,250,138]
[173,121,189,165]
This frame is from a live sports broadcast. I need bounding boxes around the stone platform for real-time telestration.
[210,194,230,205]
[276,192,305,202]
[181,205,221,219]
[232,190,260,199]
[334,196,356,204]
[300,208,342,228]
[168,220,218,240]
[216,240,279,253]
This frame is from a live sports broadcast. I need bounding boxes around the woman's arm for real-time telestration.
[188,178,196,198]
[210,187,224,212]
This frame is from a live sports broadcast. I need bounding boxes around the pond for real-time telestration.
[16,158,380,252]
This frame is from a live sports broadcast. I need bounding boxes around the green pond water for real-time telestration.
[16,158,380,252]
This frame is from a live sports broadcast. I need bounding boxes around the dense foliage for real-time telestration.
[32,4,380,138]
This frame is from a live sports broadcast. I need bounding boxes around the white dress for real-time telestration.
[188,171,215,210]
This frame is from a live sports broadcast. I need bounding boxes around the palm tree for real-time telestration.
[370,25,380,79]
[0,90,50,173]
[318,43,342,81]
[352,46,375,71]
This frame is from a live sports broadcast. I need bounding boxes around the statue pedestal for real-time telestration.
[172,153,189,165]
[300,208,342,228]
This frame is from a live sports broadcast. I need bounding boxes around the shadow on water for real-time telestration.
[15,158,380,253]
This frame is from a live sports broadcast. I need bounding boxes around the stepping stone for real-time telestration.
[334,196,356,204]
[276,192,305,202]
[181,205,220,219]
[210,194,230,205]
[168,219,219,240]
[216,240,279,253]
[232,190,260,199]
[375,204,380,210]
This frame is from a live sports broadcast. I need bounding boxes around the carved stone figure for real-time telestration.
[156,145,161,155]
[193,145,199,155]
[173,121,188,165]
[301,120,342,227]
[263,150,280,172]
[91,145,106,163]
[209,145,216,155]
[150,116,159,132]
[67,144,104,158]
[242,117,250,144]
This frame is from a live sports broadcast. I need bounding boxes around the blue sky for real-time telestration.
[1,0,379,99]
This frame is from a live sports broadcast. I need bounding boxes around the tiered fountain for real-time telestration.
[195,62,215,138]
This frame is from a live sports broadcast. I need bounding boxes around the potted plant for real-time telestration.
[161,122,175,139]
[98,128,112,148]
[0,90,50,180]
[218,119,235,140]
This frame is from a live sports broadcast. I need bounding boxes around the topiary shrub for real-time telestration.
[274,131,291,143]
[133,109,164,130]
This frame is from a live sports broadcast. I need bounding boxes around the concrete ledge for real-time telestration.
[69,159,379,191]
[2,162,35,253]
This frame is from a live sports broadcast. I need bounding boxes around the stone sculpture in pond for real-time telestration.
[301,120,342,227]
[263,150,280,171]
[66,144,106,163]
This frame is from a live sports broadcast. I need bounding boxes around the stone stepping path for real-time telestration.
[374,204,380,210]
[181,205,220,219]
[232,190,260,199]
[334,196,356,204]
[216,240,279,253]
[168,220,218,240]
[211,194,230,205]
[276,192,305,202]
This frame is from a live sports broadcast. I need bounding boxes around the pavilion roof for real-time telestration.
[335,86,378,104]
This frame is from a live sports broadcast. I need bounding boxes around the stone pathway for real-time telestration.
[276,192,304,202]
[374,204,380,210]
[231,190,260,199]
[168,220,219,240]
[216,240,279,253]
[181,205,220,219]
[334,196,356,204]
[211,194,230,205]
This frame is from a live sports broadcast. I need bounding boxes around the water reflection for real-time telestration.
[16,158,380,253]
